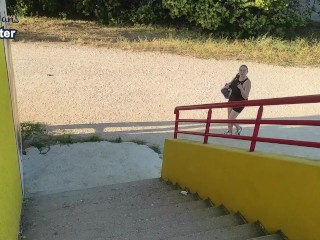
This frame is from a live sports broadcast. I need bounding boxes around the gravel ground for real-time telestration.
[11,42,320,159]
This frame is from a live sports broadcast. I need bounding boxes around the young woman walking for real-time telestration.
[223,65,251,135]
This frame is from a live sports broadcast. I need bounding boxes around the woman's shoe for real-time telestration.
[236,126,242,135]
[224,131,232,135]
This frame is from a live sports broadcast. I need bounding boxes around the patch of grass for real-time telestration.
[12,17,320,67]
[148,144,161,154]
[84,135,103,142]
[20,122,162,155]
[129,139,147,145]
[74,135,104,143]
[31,141,47,151]
[55,134,74,145]
[108,137,123,143]
[21,124,163,156]
[21,122,46,139]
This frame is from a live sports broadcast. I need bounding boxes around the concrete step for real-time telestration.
[81,207,230,238]
[25,198,211,223]
[167,223,265,240]
[25,201,222,232]
[26,213,242,240]
[27,188,196,210]
[24,200,214,239]
[25,178,177,211]
[24,228,105,240]
[24,191,196,218]
[25,201,218,232]
[119,214,246,240]
[23,179,280,240]
[247,234,284,240]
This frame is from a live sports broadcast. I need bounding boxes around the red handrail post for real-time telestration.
[174,109,180,139]
[250,106,264,152]
[203,108,212,144]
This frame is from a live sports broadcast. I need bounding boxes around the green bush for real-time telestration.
[7,0,316,37]
[74,0,173,25]
[163,0,311,37]
[11,0,62,16]
[131,3,158,24]
[6,0,17,15]
[74,0,121,24]
[7,0,173,25]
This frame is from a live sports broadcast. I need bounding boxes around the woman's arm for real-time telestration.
[238,80,251,99]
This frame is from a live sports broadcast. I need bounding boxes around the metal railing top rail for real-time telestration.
[173,94,320,152]
[175,94,320,112]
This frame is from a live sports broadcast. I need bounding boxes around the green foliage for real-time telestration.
[6,0,18,15]
[7,0,317,37]
[129,139,147,145]
[56,134,74,145]
[7,0,173,25]
[85,135,103,142]
[148,144,161,154]
[163,0,311,37]
[131,3,157,24]
[11,0,62,16]
[74,0,121,24]
[31,140,47,150]
[21,122,46,139]
[74,0,172,25]
[108,136,123,143]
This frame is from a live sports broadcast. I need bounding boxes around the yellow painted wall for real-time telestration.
[162,139,320,240]
[0,38,23,239]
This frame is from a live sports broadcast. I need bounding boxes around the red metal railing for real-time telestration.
[174,94,320,152]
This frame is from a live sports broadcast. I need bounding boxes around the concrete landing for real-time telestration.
[23,142,162,197]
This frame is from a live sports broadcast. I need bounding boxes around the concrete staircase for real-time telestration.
[22,178,285,240]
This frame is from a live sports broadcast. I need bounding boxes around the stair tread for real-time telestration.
[25,178,177,210]
[25,214,244,240]
[247,234,285,240]
[24,200,215,238]
[119,214,245,240]
[24,187,191,211]
[24,200,217,230]
[167,223,265,240]
[23,179,283,240]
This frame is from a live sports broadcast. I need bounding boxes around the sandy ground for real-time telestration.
[11,42,320,160]
[23,142,161,196]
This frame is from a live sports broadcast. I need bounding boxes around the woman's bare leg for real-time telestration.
[227,107,232,133]
[228,109,240,133]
